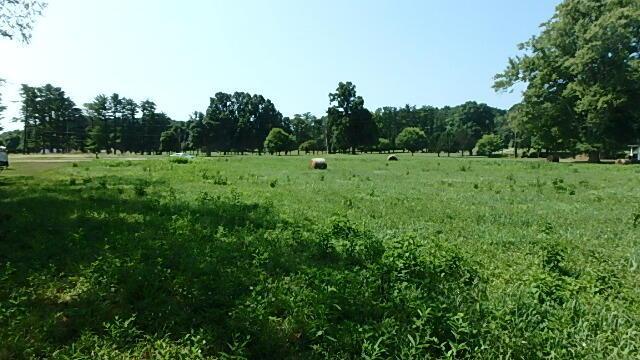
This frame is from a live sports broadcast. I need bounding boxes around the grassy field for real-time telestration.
[1,154,639,359]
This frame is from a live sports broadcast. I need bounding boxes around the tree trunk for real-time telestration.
[588,151,600,163]
[23,124,28,154]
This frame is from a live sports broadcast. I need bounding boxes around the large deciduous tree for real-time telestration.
[327,82,378,154]
[476,134,504,156]
[264,127,294,155]
[202,92,284,155]
[448,101,499,156]
[494,0,640,162]
[396,127,427,155]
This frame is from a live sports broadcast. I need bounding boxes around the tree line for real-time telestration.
[2,81,513,157]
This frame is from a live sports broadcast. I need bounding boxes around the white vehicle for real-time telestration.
[169,152,194,159]
[0,146,8,168]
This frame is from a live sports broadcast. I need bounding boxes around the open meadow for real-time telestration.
[1,154,639,359]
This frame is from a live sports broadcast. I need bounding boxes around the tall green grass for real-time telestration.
[0,154,639,358]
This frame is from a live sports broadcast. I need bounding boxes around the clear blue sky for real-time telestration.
[0,0,561,131]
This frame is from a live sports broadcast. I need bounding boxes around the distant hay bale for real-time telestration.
[309,158,327,170]
[547,155,560,163]
[387,155,398,161]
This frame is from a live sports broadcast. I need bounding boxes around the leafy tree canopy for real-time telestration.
[264,127,294,154]
[495,0,640,161]
[327,82,378,154]
[396,127,427,155]
[476,134,504,156]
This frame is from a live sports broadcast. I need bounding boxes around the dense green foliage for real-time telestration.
[196,92,286,155]
[264,128,294,155]
[327,82,378,154]
[298,139,321,154]
[11,83,514,158]
[1,154,639,358]
[475,134,503,156]
[395,127,427,155]
[0,129,20,150]
[373,103,507,156]
[495,0,640,162]
[20,84,87,153]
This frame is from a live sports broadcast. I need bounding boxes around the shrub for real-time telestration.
[202,170,229,185]
[476,134,503,156]
[264,128,295,154]
[213,175,229,186]
[133,183,148,197]
[169,157,190,164]
[377,138,391,152]
[298,140,318,154]
[107,160,134,167]
[319,216,385,265]
[396,127,427,155]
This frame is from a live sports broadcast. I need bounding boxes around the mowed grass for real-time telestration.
[1,154,639,359]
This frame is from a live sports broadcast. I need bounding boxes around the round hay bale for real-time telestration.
[546,155,560,163]
[309,158,327,170]
[387,155,399,161]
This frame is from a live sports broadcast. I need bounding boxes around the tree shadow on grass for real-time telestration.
[0,178,299,356]
[0,176,487,359]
